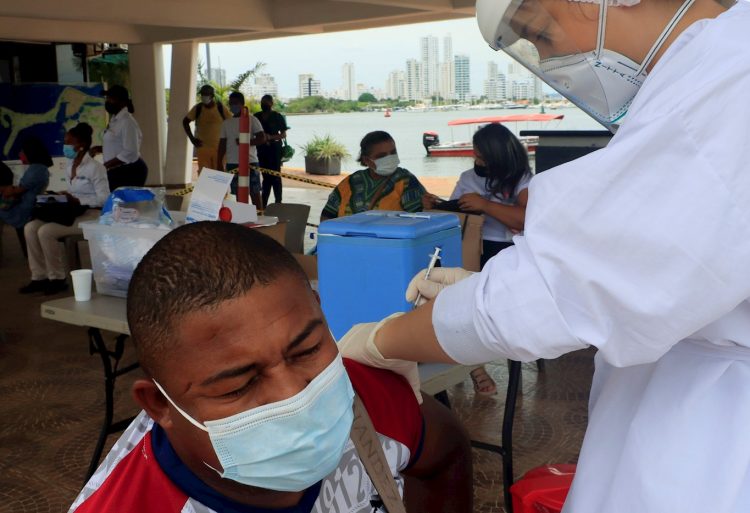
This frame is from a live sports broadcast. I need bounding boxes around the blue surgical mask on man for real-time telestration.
[153,354,355,492]
[63,144,78,160]
[230,104,242,116]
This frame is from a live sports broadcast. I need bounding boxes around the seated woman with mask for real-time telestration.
[20,123,109,295]
[321,131,426,221]
[424,123,531,266]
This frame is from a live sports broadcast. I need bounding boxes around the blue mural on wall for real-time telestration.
[0,83,106,160]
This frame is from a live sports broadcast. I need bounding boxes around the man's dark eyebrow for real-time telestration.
[200,363,258,388]
[287,318,325,353]
[198,318,324,387]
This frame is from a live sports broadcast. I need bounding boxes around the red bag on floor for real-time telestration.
[510,464,576,513]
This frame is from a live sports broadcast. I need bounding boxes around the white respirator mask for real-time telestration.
[539,49,645,126]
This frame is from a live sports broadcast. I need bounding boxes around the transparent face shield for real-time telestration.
[477,0,702,132]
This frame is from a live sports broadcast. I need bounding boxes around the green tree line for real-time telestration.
[282,95,415,114]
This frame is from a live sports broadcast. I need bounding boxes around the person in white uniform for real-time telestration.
[340,0,750,512]
[22,123,109,295]
[97,85,148,191]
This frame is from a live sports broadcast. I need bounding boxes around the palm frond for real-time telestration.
[229,62,266,91]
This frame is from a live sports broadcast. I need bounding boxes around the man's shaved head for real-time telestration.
[127,221,307,376]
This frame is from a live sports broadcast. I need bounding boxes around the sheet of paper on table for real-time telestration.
[222,200,258,224]
[186,168,233,223]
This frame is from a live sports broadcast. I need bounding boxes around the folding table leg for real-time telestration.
[84,330,139,484]
[86,328,114,482]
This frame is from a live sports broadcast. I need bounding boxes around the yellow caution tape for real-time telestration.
[172,166,337,197]
[260,167,338,189]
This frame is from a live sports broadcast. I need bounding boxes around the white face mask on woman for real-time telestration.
[373,154,400,176]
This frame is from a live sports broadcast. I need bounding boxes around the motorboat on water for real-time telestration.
[423,114,564,158]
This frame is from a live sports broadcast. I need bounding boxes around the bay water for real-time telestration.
[283,107,603,178]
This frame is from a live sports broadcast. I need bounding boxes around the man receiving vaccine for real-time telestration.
[68,222,472,513]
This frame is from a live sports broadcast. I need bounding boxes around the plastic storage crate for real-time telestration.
[80,221,172,298]
[318,211,462,339]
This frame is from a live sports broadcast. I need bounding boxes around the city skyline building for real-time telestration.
[438,34,455,100]
[385,70,406,100]
[454,54,470,101]
[483,61,507,102]
[443,34,453,63]
[510,77,534,101]
[405,58,424,101]
[239,73,279,99]
[420,35,440,98]
[298,73,322,97]
[284,33,545,102]
[341,62,356,101]
[507,61,524,78]
[533,75,544,102]
[439,60,455,100]
[208,67,226,87]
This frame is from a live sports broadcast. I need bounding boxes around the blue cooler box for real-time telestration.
[318,211,462,339]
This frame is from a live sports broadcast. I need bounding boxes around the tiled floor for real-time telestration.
[0,221,594,513]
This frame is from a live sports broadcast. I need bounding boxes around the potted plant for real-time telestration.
[301,135,349,175]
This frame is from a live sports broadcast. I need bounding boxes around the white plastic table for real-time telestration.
[41,294,134,482]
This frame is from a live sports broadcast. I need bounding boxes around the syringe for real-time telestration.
[414,246,442,308]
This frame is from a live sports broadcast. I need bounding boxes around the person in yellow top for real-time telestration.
[321,131,426,221]
[182,85,228,174]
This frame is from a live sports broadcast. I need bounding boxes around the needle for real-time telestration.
[414,247,442,308]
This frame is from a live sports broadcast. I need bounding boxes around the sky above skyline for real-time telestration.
[162,18,518,98]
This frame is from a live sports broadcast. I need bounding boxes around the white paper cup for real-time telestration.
[70,269,93,302]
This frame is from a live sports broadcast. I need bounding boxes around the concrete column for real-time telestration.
[128,43,167,185]
[164,41,198,187]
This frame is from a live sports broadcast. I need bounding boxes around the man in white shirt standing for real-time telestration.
[96,85,148,191]
[218,91,266,208]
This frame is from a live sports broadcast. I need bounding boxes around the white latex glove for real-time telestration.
[337,313,423,404]
[405,267,475,306]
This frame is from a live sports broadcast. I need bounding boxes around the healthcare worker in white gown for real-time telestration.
[339,0,750,511]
